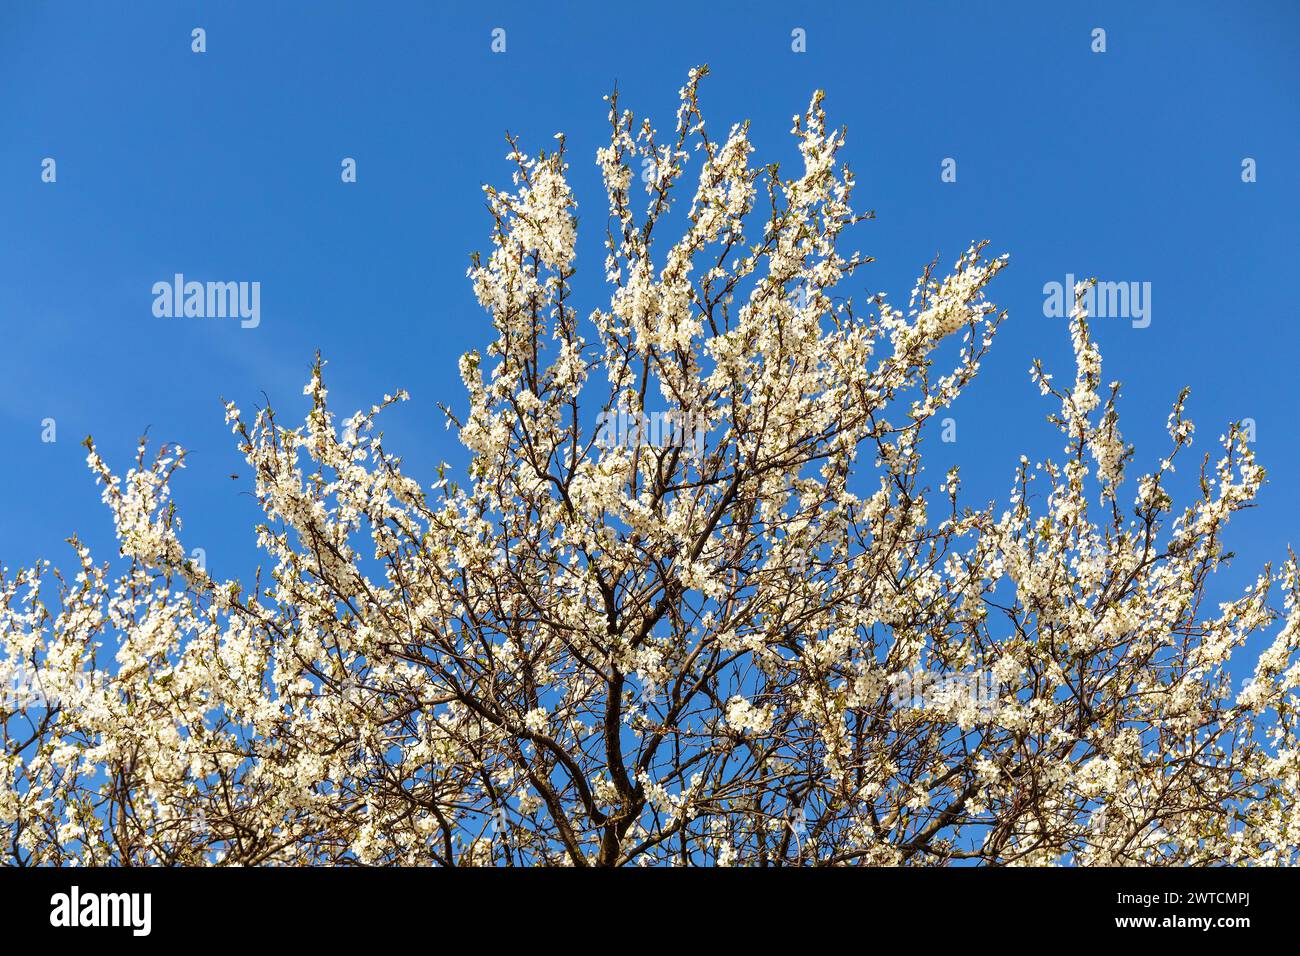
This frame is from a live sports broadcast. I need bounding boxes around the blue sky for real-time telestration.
[1,0,1297,648]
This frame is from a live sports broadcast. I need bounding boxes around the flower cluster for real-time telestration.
[2,71,1296,867]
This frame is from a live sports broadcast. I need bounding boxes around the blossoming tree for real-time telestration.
[3,69,1297,866]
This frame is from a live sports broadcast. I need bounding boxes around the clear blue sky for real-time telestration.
[1,1,1297,657]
